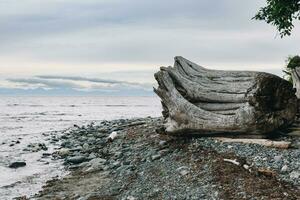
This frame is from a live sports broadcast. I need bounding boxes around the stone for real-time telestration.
[88,152,97,159]
[58,148,70,157]
[151,154,161,161]
[274,155,282,162]
[177,166,190,176]
[9,160,26,168]
[82,143,89,150]
[84,158,107,172]
[107,131,118,141]
[67,156,88,164]
[290,171,300,179]
[126,196,136,200]
[111,161,121,169]
[281,165,288,173]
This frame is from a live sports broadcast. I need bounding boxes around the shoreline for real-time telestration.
[17,117,300,199]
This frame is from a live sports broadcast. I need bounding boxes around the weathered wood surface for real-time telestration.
[216,137,291,149]
[154,57,297,135]
[291,67,300,98]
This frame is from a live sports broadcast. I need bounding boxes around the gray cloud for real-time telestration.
[36,75,153,89]
[6,77,84,89]
[5,74,153,94]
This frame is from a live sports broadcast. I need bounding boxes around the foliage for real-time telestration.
[286,55,300,69]
[253,0,300,37]
[283,55,300,83]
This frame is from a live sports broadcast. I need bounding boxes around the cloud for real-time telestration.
[6,77,83,89]
[0,0,299,96]
[3,73,154,95]
[1,0,299,69]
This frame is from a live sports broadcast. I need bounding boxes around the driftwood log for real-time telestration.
[154,57,297,135]
[291,66,300,98]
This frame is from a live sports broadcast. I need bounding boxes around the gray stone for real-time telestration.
[281,165,288,173]
[274,155,282,162]
[82,143,89,150]
[159,140,167,146]
[67,156,88,164]
[177,166,190,176]
[58,148,70,157]
[151,154,161,161]
[9,160,26,168]
[290,171,300,179]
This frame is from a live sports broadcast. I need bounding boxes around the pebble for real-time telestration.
[58,148,70,157]
[107,131,118,141]
[281,165,288,173]
[67,156,88,164]
[274,155,282,162]
[177,166,190,176]
[151,154,161,161]
[82,143,89,150]
[9,160,26,168]
[289,171,300,179]
[159,140,167,146]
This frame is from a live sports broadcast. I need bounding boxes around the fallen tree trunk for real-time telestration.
[154,57,297,135]
[291,67,300,98]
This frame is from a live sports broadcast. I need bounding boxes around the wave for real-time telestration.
[103,105,149,107]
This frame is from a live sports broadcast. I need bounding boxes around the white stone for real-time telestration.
[108,131,118,141]
[281,165,288,172]
[290,171,300,179]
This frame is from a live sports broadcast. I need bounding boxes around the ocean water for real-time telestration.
[0,96,162,199]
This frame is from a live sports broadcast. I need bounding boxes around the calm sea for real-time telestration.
[0,96,162,199]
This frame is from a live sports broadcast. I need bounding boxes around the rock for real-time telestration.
[58,148,70,157]
[67,156,88,164]
[88,152,97,159]
[107,131,118,142]
[177,166,190,176]
[111,161,121,169]
[82,143,89,150]
[151,154,161,161]
[42,153,52,158]
[126,196,136,200]
[159,140,167,146]
[84,158,107,172]
[281,165,288,173]
[290,171,300,179]
[9,160,26,168]
[274,155,282,162]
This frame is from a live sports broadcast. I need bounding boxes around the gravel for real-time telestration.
[28,117,300,200]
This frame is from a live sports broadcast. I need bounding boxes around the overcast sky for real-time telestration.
[0,0,299,95]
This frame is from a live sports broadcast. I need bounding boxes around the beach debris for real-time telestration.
[154,56,297,135]
[223,158,252,172]
[216,138,291,149]
[223,158,240,166]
